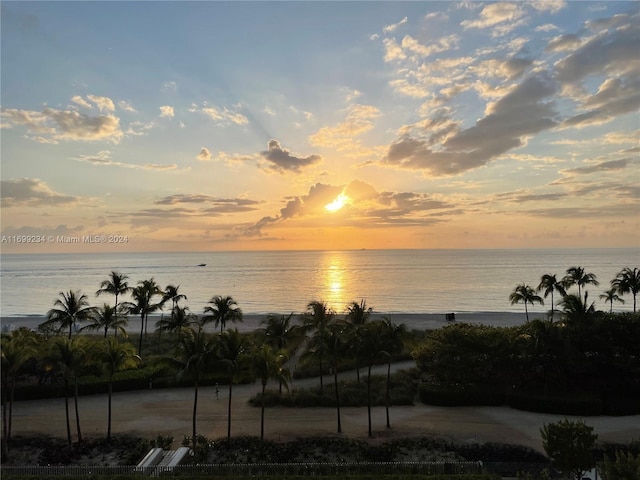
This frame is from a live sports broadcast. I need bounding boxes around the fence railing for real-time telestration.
[2,460,482,478]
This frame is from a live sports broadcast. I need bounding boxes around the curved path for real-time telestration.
[11,362,640,452]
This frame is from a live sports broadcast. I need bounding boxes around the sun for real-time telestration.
[325,193,350,212]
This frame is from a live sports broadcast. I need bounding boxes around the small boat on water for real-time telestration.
[197,263,207,267]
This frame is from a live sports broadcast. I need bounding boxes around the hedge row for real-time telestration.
[418,383,640,415]
[1,474,499,480]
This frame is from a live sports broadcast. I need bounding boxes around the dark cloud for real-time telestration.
[563,158,632,175]
[260,139,322,173]
[1,178,77,207]
[382,72,558,176]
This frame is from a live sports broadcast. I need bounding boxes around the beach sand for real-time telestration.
[1,311,529,334]
[5,311,639,454]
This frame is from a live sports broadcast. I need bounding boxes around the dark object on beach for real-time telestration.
[197,263,206,267]
[445,313,455,321]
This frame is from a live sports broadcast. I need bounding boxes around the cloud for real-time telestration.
[309,104,381,151]
[190,103,249,126]
[1,106,123,143]
[554,16,639,85]
[154,194,261,213]
[383,16,407,33]
[196,147,212,161]
[245,180,452,236]
[1,224,84,237]
[72,150,177,171]
[118,100,136,112]
[1,178,78,207]
[71,94,115,112]
[260,139,322,173]
[159,105,175,117]
[461,3,525,33]
[382,72,558,176]
[162,81,177,92]
[562,158,633,175]
[529,0,566,14]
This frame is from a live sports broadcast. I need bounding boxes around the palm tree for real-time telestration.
[203,296,243,333]
[252,344,290,442]
[48,337,87,447]
[559,292,596,326]
[379,317,407,429]
[81,303,128,338]
[125,279,163,355]
[42,290,96,339]
[165,325,216,452]
[217,329,251,444]
[358,321,392,438]
[611,267,640,312]
[324,321,348,433]
[259,313,305,391]
[345,299,372,383]
[100,338,140,441]
[537,274,566,322]
[96,271,132,337]
[155,305,198,340]
[1,329,38,449]
[562,266,599,298]
[303,300,334,394]
[599,288,625,313]
[162,284,187,312]
[509,284,544,321]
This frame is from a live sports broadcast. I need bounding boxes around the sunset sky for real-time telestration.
[1,1,639,253]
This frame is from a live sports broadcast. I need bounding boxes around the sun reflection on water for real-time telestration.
[320,252,348,312]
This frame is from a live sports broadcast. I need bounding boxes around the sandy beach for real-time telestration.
[4,311,639,455]
[1,311,530,334]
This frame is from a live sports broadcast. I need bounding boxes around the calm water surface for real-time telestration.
[1,249,638,317]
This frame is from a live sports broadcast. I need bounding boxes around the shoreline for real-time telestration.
[1,311,529,333]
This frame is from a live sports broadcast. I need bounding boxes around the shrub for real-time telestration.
[508,390,603,416]
[418,383,505,407]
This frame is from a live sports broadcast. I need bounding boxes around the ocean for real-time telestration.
[1,248,638,320]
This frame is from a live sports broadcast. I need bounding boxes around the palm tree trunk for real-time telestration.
[260,383,266,441]
[385,361,391,429]
[333,367,341,433]
[74,378,82,444]
[2,381,9,457]
[107,381,113,441]
[192,381,198,452]
[138,314,144,355]
[319,357,324,396]
[227,382,233,445]
[68,322,73,339]
[8,378,15,440]
[525,302,529,322]
[64,381,72,449]
[367,364,373,438]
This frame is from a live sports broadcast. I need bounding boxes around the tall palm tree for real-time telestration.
[155,305,197,341]
[345,299,372,383]
[259,313,305,391]
[358,321,392,438]
[252,344,290,442]
[81,303,128,338]
[203,296,243,333]
[509,284,544,321]
[48,337,87,447]
[100,338,140,441]
[537,274,566,322]
[217,329,251,444]
[162,284,187,312]
[125,279,163,355]
[43,290,96,339]
[303,300,334,394]
[324,321,347,433]
[599,288,625,313]
[165,325,216,452]
[96,271,132,336]
[562,266,599,298]
[1,329,38,449]
[379,317,407,429]
[611,267,640,312]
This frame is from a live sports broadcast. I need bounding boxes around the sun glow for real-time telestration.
[325,193,350,212]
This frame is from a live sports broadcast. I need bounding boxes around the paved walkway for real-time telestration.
[11,361,640,452]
